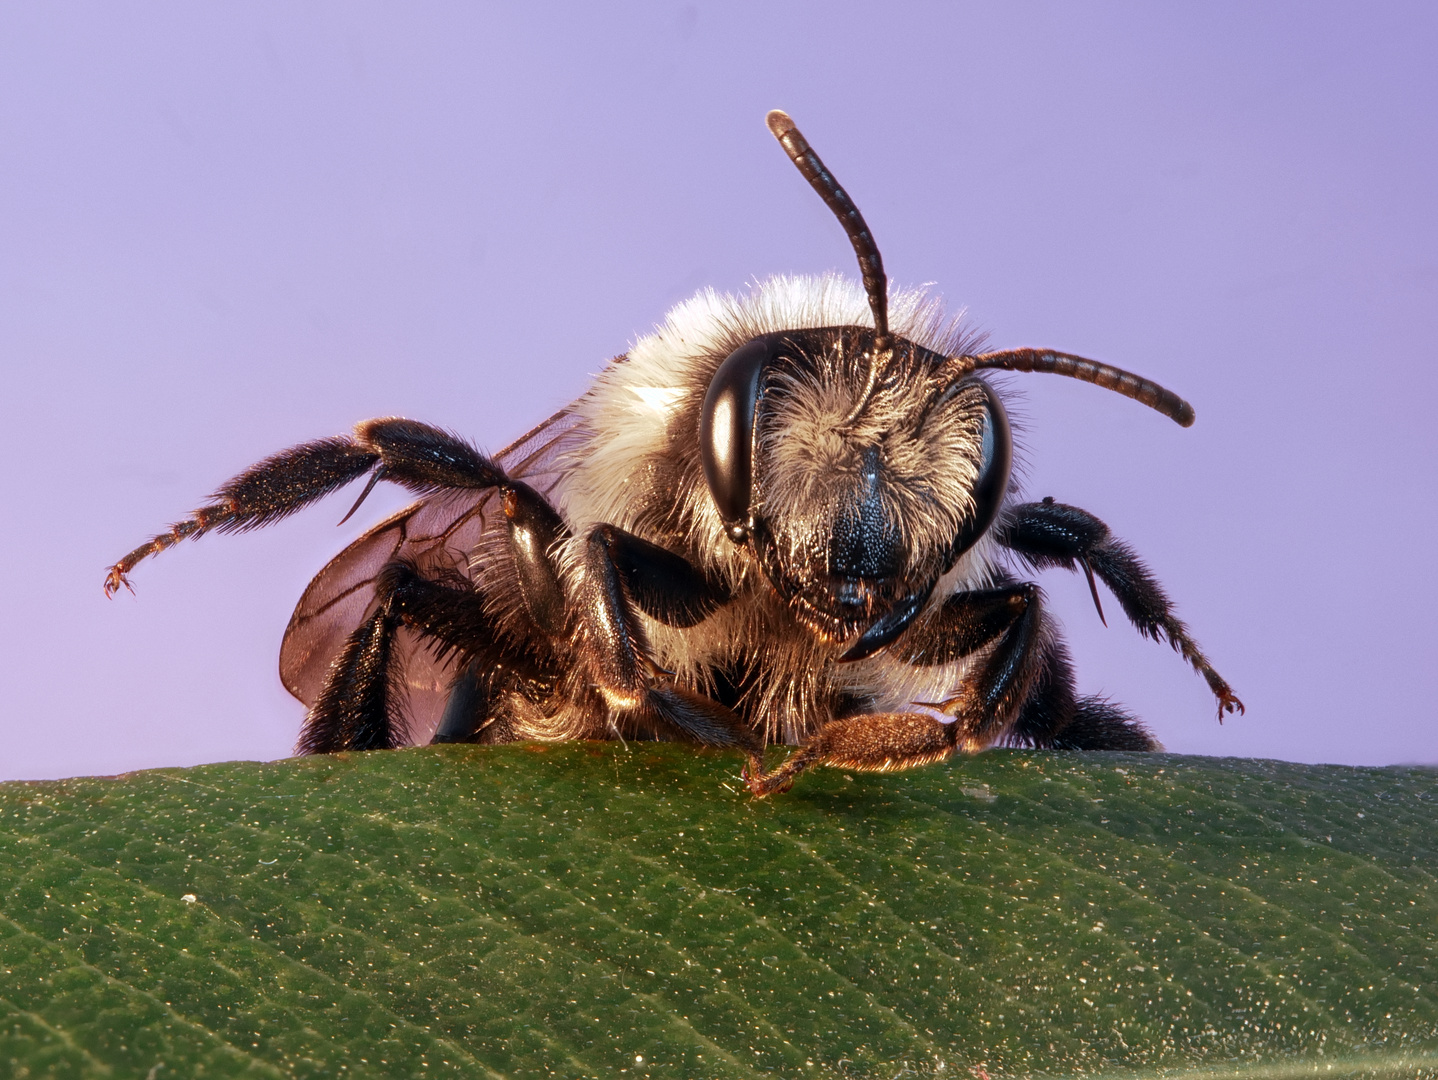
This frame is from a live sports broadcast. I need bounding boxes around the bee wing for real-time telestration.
[278,404,588,739]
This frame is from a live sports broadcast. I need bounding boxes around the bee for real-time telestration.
[106,110,1242,796]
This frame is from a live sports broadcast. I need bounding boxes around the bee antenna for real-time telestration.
[766,110,891,354]
[971,348,1196,427]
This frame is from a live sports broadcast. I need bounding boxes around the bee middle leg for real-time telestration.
[577,526,760,756]
[1001,632,1159,752]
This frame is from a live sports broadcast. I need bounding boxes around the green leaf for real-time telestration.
[1,744,1435,1078]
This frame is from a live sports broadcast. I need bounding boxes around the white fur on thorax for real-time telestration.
[556,275,988,549]
[547,275,1015,741]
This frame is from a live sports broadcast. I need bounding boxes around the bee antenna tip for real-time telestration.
[765,109,794,137]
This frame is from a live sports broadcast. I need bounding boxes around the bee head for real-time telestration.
[701,324,1009,659]
[695,110,1194,659]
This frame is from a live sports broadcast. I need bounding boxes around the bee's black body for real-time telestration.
[107,112,1240,795]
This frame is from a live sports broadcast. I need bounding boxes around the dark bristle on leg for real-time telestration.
[1002,630,1078,748]
[1001,631,1160,751]
[1049,698,1160,752]
[301,478,559,757]
[376,561,520,671]
[211,438,382,529]
[298,609,403,754]
[312,558,552,754]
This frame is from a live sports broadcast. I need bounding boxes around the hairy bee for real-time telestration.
[106,110,1242,796]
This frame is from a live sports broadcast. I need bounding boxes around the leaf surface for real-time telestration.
[1,745,1435,1078]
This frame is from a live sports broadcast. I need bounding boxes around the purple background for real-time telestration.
[2,4,1435,782]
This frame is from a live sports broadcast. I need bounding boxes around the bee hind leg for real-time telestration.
[998,499,1242,719]
[298,607,403,754]
[105,436,382,595]
[105,418,508,595]
[298,561,533,754]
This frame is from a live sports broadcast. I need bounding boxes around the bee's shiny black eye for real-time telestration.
[700,336,777,543]
[701,327,869,543]
[948,381,1012,566]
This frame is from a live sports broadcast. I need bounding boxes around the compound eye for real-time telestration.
[949,381,1012,565]
[700,336,777,543]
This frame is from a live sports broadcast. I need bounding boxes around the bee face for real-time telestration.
[736,329,1009,648]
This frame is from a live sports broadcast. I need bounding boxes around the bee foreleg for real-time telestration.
[745,713,959,797]
[896,581,1030,666]
[591,525,731,627]
[898,582,1159,752]
[749,585,1045,795]
[578,527,756,756]
[998,499,1243,719]
[896,581,1047,746]
[749,577,1163,795]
